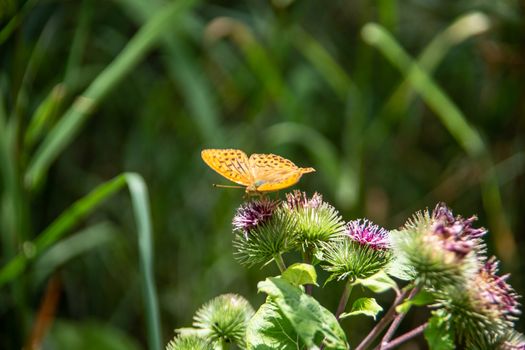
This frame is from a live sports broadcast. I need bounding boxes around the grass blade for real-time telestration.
[125,173,161,350]
[25,0,197,188]
[33,221,117,285]
[361,23,516,263]
[0,172,162,349]
[361,23,486,158]
[0,175,127,285]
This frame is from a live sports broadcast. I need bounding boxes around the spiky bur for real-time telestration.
[498,331,525,350]
[186,294,255,347]
[390,203,486,288]
[166,334,212,350]
[233,202,298,267]
[435,257,521,349]
[282,191,345,250]
[232,198,279,238]
[319,219,393,282]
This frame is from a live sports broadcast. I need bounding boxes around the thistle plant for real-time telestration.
[174,294,254,348]
[320,219,392,282]
[167,194,523,350]
[166,334,213,350]
[433,257,521,349]
[390,203,485,288]
[282,191,345,250]
[233,198,297,270]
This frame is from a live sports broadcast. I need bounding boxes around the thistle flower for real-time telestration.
[234,206,298,267]
[285,190,323,210]
[282,190,345,249]
[319,219,392,282]
[166,335,212,350]
[232,198,279,237]
[435,257,521,349]
[188,294,255,347]
[390,203,483,288]
[346,219,390,250]
[431,203,487,256]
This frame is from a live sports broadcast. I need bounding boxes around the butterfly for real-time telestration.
[201,149,315,195]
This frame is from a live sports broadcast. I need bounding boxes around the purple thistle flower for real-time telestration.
[285,190,323,210]
[473,257,521,322]
[430,203,487,258]
[232,199,279,237]
[346,219,390,250]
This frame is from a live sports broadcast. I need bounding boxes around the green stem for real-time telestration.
[303,247,313,295]
[274,254,287,273]
[335,279,353,320]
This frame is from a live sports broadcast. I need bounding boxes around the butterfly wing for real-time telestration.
[249,153,315,192]
[201,149,254,186]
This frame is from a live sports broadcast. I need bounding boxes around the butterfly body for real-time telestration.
[201,149,315,195]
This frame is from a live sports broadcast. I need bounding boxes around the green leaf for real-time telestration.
[339,298,383,320]
[424,313,455,350]
[354,270,397,293]
[282,263,318,286]
[33,222,117,285]
[385,254,415,281]
[256,277,349,350]
[246,300,305,350]
[396,290,435,314]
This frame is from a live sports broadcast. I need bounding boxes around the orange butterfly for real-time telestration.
[201,149,315,195]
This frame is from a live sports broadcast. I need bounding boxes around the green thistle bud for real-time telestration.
[233,206,298,267]
[282,190,345,249]
[190,294,255,347]
[319,219,393,282]
[390,203,483,288]
[435,257,521,349]
[166,334,213,350]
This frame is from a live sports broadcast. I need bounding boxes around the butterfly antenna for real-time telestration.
[212,184,245,190]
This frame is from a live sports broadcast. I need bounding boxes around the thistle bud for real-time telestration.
[166,335,212,350]
[319,219,392,282]
[282,190,345,249]
[233,203,298,267]
[390,203,483,288]
[436,257,521,349]
[232,198,279,237]
[190,294,255,347]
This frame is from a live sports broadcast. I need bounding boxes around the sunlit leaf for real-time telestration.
[256,277,348,350]
[339,297,383,320]
[354,270,397,293]
[282,263,318,286]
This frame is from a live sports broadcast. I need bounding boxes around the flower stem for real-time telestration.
[355,287,410,350]
[303,248,313,295]
[379,286,419,348]
[335,279,353,320]
[379,322,428,350]
[274,254,287,273]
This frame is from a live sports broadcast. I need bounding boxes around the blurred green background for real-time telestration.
[1,0,524,349]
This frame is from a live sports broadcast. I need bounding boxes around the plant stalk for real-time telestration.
[355,287,410,350]
[379,286,419,348]
[274,254,287,273]
[335,279,353,320]
[379,322,428,350]
[303,247,313,295]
